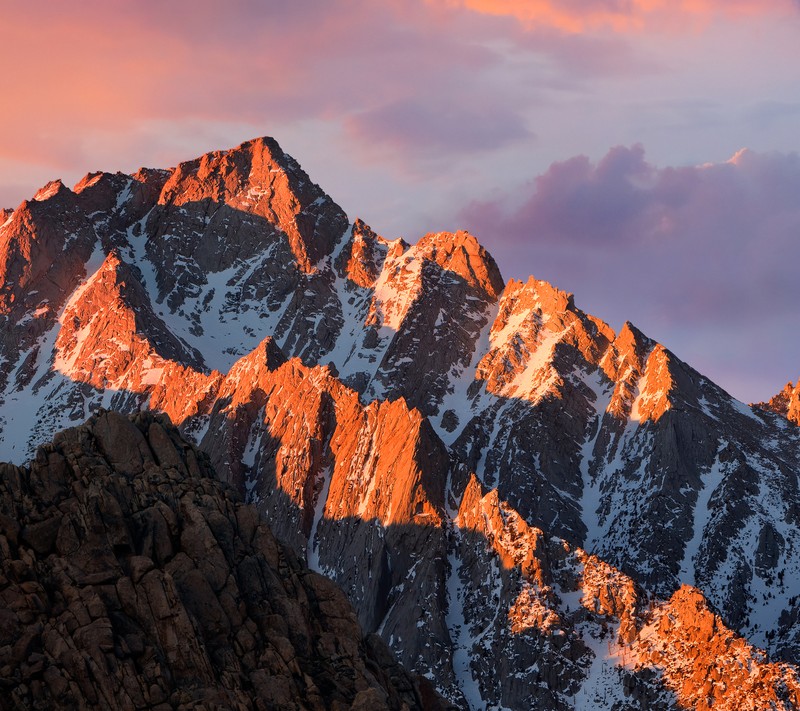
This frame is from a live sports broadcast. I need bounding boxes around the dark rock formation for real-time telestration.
[0,411,448,711]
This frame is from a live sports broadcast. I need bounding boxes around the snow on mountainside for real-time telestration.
[1,136,800,709]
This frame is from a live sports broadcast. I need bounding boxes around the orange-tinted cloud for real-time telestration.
[0,1,519,173]
[435,0,797,32]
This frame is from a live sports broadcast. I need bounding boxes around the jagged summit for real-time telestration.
[32,178,68,202]
[762,378,800,425]
[155,136,347,271]
[335,217,393,288]
[53,249,206,387]
[414,229,505,300]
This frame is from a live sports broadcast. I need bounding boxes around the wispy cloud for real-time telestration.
[437,0,798,33]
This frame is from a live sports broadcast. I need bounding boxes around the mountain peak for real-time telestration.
[72,171,105,193]
[53,250,205,388]
[509,276,574,312]
[416,229,505,300]
[156,136,349,271]
[602,320,656,379]
[4,134,800,709]
[32,179,68,202]
[762,378,800,425]
[335,218,390,288]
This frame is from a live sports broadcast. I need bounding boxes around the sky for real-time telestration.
[1,0,799,402]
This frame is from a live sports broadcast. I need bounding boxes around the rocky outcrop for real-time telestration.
[761,379,800,425]
[151,136,347,275]
[0,411,446,710]
[449,476,800,709]
[357,230,503,416]
[195,348,458,700]
[334,218,389,289]
[53,250,205,386]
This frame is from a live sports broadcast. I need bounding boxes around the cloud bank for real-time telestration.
[440,0,797,32]
[459,146,800,401]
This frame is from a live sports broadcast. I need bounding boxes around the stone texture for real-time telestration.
[0,411,447,711]
[449,476,800,710]
[193,349,458,700]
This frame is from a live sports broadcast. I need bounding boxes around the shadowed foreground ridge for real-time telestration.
[0,410,448,711]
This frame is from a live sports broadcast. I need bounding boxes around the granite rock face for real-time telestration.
[761,379,800,425]
[0,411,446,711]
[446,475,800,710]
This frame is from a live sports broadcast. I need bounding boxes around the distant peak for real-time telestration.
[615,321,656,360]
[132,166,171,183]
[336,219,390,288]
[184,136,294,186]
[762,377,800,426]
[236,135,287,158]
[505,276,574,314]
[415,229,505,299]
[33,179,68,202]
[161,135,306,201]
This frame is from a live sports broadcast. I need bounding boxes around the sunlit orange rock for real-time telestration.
[475,276,613,400]
[156,137,347,271]
[456,480,800,709]
[762,379,800,425]
[53,251,204,391]
[336,218,391,289]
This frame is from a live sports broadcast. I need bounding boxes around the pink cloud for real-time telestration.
[436,0,798,33]
[0,1,531,173]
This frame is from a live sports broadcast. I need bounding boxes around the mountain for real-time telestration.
[1,136,800,708]
[0,410,447,710]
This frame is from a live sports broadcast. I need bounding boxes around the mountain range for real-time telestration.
[1,136,799,709]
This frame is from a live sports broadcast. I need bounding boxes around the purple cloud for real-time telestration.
[346,97,533,156]
[458,146,800,401]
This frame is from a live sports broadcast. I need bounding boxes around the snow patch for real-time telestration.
[446,548,484,710]
[307,466,333,573]
[678,445,726,587]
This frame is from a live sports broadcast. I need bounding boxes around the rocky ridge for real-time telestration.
[1,137,800,708]
[452,474,800,709]
[0,410,446,710]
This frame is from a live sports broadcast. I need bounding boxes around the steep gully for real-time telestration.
[1,137,800,707]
